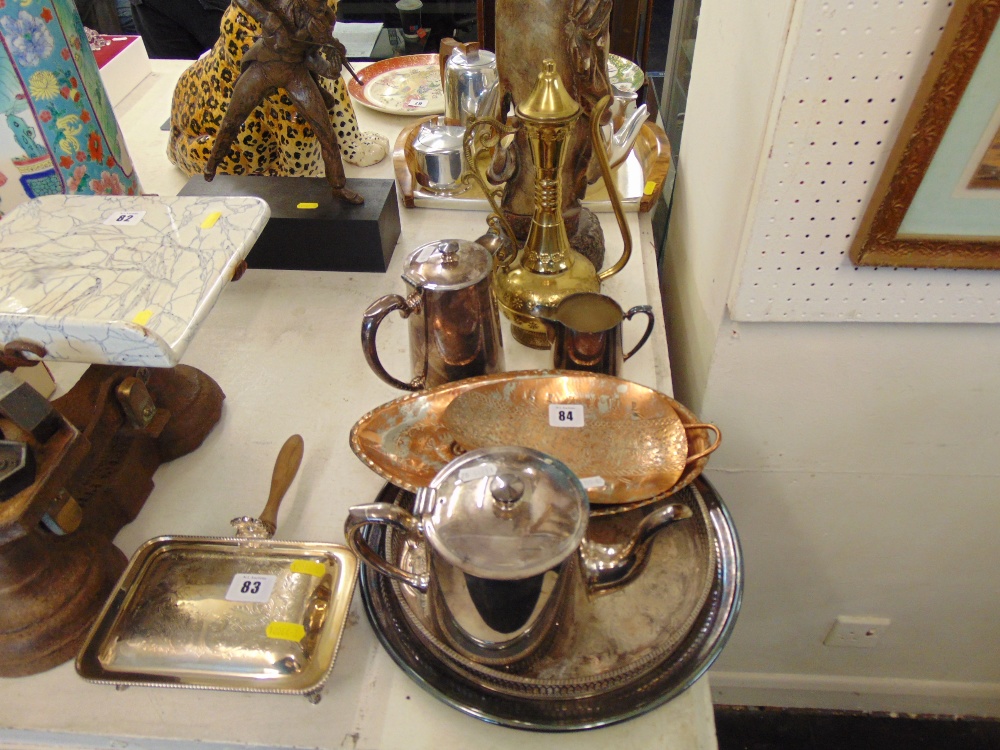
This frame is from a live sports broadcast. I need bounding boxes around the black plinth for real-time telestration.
[179,175,401,273]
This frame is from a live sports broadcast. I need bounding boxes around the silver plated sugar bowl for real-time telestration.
[412,118,469,195]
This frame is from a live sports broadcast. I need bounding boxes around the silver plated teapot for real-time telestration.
[443,43,499,127]
[345,446,692,666]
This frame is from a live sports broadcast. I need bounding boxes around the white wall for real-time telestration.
[662,0,1000,716]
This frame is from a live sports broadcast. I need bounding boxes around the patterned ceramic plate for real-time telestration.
[607,53,645,93]
[349,54,445,115]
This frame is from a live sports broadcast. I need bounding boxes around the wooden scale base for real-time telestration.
[0,363,224,677]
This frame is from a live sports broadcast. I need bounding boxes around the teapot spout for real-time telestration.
[579,502,693,593]
[475,78,503,122]
[603,104,649,169]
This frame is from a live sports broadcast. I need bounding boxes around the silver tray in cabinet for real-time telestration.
[76,537,357,698]
[359,476,742,730]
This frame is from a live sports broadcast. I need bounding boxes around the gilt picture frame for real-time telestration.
[850,0,1000,269]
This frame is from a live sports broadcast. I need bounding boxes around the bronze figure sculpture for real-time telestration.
[203,0,364,204]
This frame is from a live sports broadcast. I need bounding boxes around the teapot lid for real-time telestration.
[402,239,493,291]
[417,446,588,580]
[447,43,496,71]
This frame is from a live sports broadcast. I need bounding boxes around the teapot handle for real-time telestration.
[361,294,425,391]
[590,95,632,282]
[684,423,722,464]
[344,503,430,592]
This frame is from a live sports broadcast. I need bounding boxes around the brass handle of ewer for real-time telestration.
[590,94,632,282]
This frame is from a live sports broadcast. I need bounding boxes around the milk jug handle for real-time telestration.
[622,304,655,361]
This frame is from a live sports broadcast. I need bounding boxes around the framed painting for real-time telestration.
[850,0,1000,269]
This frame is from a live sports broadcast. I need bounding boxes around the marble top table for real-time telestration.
[0,59,719,750]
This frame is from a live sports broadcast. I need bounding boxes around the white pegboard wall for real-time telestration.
[728,0,1000,323]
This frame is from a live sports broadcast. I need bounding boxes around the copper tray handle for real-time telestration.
[684,424,722,464]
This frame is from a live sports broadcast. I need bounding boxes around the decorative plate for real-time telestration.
[349,54,445,115]
[607,53,645,93]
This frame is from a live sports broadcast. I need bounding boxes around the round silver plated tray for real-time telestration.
[358,476,742,731]
[390,482,717,697]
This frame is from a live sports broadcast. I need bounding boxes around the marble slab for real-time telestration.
[0,194,269,367]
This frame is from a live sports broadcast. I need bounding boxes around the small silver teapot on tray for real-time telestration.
[345,446,692,667]
[412,118,469,195]
[443,42,499,128]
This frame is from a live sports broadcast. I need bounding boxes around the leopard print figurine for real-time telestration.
[167,0,388,179]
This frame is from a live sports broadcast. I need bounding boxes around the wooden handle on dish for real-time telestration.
[257,434,305,530]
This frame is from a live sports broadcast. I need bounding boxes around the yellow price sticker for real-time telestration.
[266,621,306,642]
[296,202,319,209]
[290,560,326,577]
[200,211,222,229]
[131,309,153,326]
[643,180,656,196]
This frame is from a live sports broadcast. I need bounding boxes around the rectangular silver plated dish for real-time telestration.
[77,537,357,696]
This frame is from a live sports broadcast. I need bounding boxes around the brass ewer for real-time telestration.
[463,59,632,348]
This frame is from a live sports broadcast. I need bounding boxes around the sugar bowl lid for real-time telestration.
[402,238,493,291]
[412,117,466,154]
[415,446,589,580]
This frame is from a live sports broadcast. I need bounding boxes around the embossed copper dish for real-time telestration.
[350,370,720,505]
[76,437,358,699]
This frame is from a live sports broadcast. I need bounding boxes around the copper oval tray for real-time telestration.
[442,377,689,503]
[350,370,720,505]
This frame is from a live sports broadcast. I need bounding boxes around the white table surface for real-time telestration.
[0,60,718,750]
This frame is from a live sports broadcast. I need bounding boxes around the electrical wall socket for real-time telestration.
[823,616,891,648]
